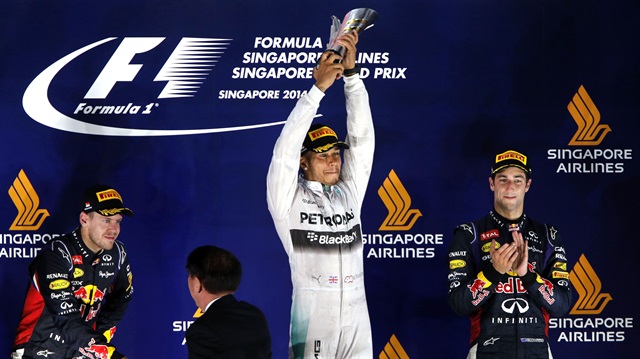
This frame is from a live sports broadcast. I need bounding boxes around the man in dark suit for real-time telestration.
[185,245,272,359]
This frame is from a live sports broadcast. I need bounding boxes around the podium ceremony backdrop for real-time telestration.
[1,1,638,358]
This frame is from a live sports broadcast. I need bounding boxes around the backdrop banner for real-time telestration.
[1,1,637,358]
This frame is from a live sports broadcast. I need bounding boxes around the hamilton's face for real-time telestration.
[301,147,342,186]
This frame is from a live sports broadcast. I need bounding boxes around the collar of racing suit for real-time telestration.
[489,209,527,233]
[70,227,105,262]
[299,175,341,198]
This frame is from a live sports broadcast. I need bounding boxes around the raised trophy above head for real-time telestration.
[325,8,378,58]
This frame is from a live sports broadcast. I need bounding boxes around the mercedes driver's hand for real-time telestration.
[313,51,344,92]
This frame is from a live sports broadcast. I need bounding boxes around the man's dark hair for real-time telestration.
[186,245,242,294]
[490,169,532,181]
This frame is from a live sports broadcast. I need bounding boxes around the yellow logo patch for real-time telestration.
[496,150,527,165]
[313,143,338,152]
[553,262,567,271]
[74,268,84,278]
[308,126,336,141]
[552,271,570,279]
[49,279,70,290]
[96,189,122,202]
[482,241,501,253]
[98,208,125,216]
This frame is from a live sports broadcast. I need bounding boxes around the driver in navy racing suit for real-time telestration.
[12,185,134,359]
[447,150,572,359]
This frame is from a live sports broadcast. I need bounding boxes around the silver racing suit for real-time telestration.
[267,74,375,359]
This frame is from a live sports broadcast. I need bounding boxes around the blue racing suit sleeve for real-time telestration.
[519,224,572,317]
[95,242,133,342]
[447,224,505,316]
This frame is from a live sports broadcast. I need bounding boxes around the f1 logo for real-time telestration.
[85,37,230,99]
[22,36,285,136]
[86,38,164,99]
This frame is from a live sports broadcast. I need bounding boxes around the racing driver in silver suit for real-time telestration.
[267,31,374,359]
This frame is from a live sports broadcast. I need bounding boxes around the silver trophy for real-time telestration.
[325,8,378,58]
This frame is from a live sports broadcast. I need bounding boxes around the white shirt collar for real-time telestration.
[203,296,222,313]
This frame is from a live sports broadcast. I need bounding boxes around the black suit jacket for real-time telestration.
[186,294,272,359]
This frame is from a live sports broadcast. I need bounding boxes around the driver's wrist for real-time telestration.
[343,64,360,77]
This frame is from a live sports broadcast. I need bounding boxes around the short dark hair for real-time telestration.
[186,245,242,294]
[491,168,532,181]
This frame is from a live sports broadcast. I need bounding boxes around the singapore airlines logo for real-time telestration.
[378,170,422,231]
[379,334,410,359]
[569,254,612,315]
[8,170,50,231]
[193,308,204,318]
[568,85,611,146]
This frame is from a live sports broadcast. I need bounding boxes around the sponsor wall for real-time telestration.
[1,0,637,358]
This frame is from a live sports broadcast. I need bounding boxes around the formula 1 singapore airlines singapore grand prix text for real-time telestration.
[218,36,402,101]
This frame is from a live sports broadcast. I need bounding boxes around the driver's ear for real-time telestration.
[80,212,89,226]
